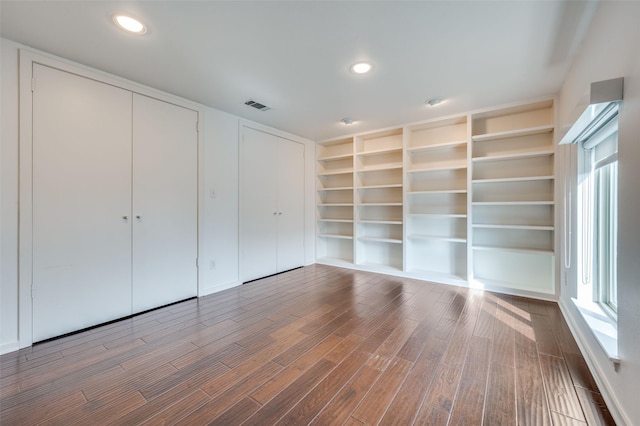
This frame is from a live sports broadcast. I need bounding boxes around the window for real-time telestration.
[579,110,618,319]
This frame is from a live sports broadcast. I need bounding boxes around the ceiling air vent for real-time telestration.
[244,100,271,111]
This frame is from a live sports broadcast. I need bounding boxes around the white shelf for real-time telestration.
[407,269,468,283]
[358,202,403,207]
[359,219,403,225]
[472,149,554,162]
[408,234,466,243]
[407,140,466,153]
[472,124,554,142]
[472,201,555,206]
[357,184,403,190]
[407,213,467,218]
[318,153,353,161]
[316,257,355,268]
[318,233,353,240]
[357,147,403,156]
[317,219,353,223]
[357,262,403,272]
[471,276,554,295]
[318,203,354,207]
[472,224,554,231]
[359,236,403,244]
[472,175,554,184]
[407,189,467,195]
[406,164,466,173]
[473,245,554,255]
[357,164,403,172]
[317,186,353,192]
[318,169,353,176]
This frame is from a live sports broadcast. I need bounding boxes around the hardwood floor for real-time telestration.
[0,265,616,425]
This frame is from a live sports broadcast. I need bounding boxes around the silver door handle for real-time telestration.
[123,216,129,220]
[136,215,142,220]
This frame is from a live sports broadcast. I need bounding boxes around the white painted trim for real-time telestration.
[18,49,34,349]
[199,280,242,297]
[559,297,630,426]
[17,48,205,349]
[0,340,20,356]
[239,119,311,146]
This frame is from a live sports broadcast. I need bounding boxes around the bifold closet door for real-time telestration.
[241,127,305,282]
[32,64,133,342]
[241,127,278,282]
[132,94,198,313]
[276,139,305,272]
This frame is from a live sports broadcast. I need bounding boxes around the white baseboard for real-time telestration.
[0,340,20,355]
[558,298,630,426]
[199,280,241,297]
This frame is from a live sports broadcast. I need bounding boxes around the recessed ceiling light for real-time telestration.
[341,118,356,125]
[426,97,445,107]
[113,14,147,34]
[350,62,373,74]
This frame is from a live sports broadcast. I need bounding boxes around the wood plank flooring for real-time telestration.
[0,265,616,425]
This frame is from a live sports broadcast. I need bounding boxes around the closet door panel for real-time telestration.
[32,64,133,342]
[132,94,198,313]
[276,139,305,272]
[241,128,278,282]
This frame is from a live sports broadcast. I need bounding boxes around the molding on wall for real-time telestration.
[558,297,629,426]
[0,340,20,356]
[199,280,241,298]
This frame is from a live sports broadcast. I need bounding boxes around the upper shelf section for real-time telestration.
[407,116,468,150]
[317,137,354,160]
[472,125,554,142]
[355,129,404,173]
[471,99,553,139]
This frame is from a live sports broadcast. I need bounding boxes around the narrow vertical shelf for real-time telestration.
[405,116,469,282]
[316,137,354,265]
[470,100,555,294]
[354,129,404,271]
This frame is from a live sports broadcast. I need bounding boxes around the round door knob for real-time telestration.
[122,216,129,220]
[136,215,142,220]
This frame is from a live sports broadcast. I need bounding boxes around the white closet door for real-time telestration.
[241,127,278,282]
[132,94,198,313]
[32,64,133,342]
[276,139,305,272]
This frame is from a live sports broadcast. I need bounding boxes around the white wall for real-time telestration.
[1,39,21,353]
[0,39,315,353]
[557,3,640,425]
[199,107,242,294]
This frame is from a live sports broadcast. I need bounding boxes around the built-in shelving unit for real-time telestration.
[316,137,355,265]
[355,129,404,271]
[405,116,468,283]
[470,100,555,294]
[315,99,556,297]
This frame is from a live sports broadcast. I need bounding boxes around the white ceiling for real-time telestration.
[1,1,598,141]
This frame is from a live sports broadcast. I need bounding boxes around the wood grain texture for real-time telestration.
[575,386,617,426]
[539,353,586,422]
[0,265,614,425]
